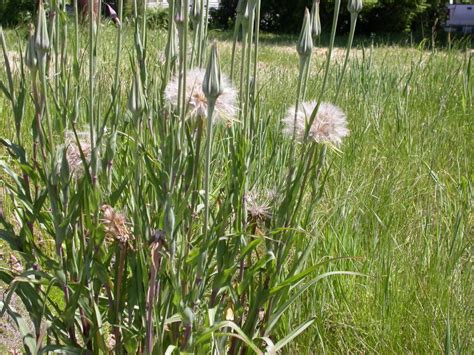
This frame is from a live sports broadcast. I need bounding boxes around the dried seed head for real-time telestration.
[9,253,23,274]
[64,131,92,179]
[247,191,272,223]
[107,334,116,351]
[34,1,50,55]
[203,43,223,100]
[225,307,234,321]
[282,101,350,146]
[311,0,322,39]
[348,0,363,14]
[101,205,133,244]
[297,8,313,59]
[165,68,237,124]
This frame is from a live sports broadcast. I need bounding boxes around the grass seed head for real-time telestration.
[283,101,350,146]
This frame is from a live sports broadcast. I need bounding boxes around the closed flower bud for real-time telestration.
[127,66,145,117]
[25,27,37,72]
[60,146,70,184]
[191,0,201,24]
[182,307,194,325]
[166,24,179,63]
[297,8,313,59]
[236,0,247,14]
[34,1,50,55]
[175,0,185,27]
[311,0,321,38]
[203,43,223,100]
[347,0,363,14]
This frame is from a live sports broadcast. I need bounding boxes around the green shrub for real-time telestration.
[146,6,169,30]
[0,0,35,27]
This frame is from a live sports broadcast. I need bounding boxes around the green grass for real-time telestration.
[0,22,472,353]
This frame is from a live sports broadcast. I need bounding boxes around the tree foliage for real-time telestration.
[0,0,35,26]
[211,0,450,34]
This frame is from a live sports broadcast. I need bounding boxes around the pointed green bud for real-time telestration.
[297,8,313,59]
[166,22,179,63]
[34,1,50,55]
[175,0,185,27]
[236,0,248,14]
[348,0,363,14]
[25,25,37,72]
[127,66,145,117]
[203,43,223,100]
[191,0,201,24]
[311,0,321,39]
[60,145,70,185]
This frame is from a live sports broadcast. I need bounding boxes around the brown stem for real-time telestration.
[145,233,164,353]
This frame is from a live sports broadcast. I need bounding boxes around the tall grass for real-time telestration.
[0,0,472,353]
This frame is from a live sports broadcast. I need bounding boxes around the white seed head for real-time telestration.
[165,68,237,124]
[282,101,350,146]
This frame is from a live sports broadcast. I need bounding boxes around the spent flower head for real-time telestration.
[283,101,349,146]
[165,68,237,124]
[8,253,23,274]
[247,191,272,223]
[64,131,92,179]
[101,205,134,244]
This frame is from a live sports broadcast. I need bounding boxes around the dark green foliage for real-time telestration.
[362,0,427,33]
[146,6,169,30]
[0,0,35,26]
[211,0,452,34]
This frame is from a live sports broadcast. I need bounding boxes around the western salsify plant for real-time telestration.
[0,0,365,353]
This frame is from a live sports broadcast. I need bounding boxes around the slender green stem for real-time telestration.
[204,100,216,240]
[305,0,341,139]
[334,13,358,103]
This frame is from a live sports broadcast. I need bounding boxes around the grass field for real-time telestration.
[0,18,472,354]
